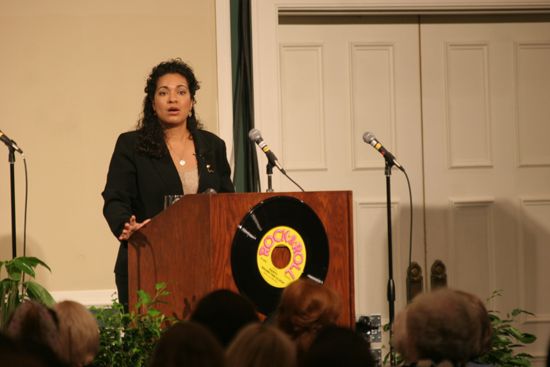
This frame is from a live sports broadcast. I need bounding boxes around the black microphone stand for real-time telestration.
[8,146,17,259]
[266,162,274,192]
[384,158,396,367]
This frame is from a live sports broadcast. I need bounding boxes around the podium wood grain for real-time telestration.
[128,191,355,326]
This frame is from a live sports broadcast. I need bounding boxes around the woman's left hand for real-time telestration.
[118,215,151,241]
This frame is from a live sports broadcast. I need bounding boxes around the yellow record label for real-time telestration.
[257,226,307,288]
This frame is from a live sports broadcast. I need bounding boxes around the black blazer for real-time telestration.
[102,129,234,275]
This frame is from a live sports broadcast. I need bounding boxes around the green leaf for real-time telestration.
[137,289,152,304]
[147,309,161,317]
[511,308,535,317]
[24,281,55,306]
[13,258,39,275]
[516,332,537,344]
[19,257,52,271]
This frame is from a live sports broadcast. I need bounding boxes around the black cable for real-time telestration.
[23,156,28,257]
[282,171,305,192]
[402,169,413,271]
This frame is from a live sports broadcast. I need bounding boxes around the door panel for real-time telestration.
[252,6,550,363]
[276,17,425,326]
[421,15,550,362]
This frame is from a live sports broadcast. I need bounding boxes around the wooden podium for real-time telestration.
[128,191,355,326]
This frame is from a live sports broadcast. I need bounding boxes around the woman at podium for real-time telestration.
[102,59,234,309]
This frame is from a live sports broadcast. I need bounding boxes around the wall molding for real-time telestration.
[51,289,116,307]
[276,1,550,15]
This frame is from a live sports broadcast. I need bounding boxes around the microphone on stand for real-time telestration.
[248,128,286,174]
[362,131,403,171]
[0,130,23,154]
[248,128,305,192]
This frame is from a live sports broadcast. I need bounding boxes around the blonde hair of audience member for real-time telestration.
[392,288,487,366]
[54,300,99,367]
[226,323,297,367]
[275,278,341,356]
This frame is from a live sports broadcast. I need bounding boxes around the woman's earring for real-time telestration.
[188,111,192,117]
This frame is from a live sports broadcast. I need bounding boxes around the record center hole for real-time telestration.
[271,245,291,269]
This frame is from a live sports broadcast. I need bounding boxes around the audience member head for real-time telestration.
[5,300,67,366]
[392,305,416,363]
[0,332,52,367]
[453,289,492,358]
[54,300,100,367]
[226,323,296,367]
[6,300,62,356]
[275,278,341,356]
[190,289,259,347]
[302,325,376,367]
[148,321,225,367]
[392,288,487,365]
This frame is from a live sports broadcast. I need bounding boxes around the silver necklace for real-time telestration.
[167,135,190,167]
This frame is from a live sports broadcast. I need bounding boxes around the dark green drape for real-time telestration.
[231,0,260,192]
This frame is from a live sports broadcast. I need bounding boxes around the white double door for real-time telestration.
[253,12,550,362]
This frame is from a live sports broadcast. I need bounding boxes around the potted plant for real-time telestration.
[0,256,55,329]
[91,282,174,367]
[473,291,537,366]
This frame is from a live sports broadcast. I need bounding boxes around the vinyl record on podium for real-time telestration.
[231,196,329,315]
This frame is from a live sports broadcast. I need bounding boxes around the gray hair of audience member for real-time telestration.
[6,300,62,358]
[226,323,297,367]
[54,300,100,367]
[393,288,487,365]
[148,321,225,367]
[452,290,493,358]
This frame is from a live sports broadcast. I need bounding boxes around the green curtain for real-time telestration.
[231,0,260,192]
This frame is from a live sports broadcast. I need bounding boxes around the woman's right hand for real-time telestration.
[118,215,151,241]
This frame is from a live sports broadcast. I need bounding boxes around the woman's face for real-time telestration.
[152,72,194,128]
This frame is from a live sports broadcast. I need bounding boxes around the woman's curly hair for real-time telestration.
[137,58,202,158]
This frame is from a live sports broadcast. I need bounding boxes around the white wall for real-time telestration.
[0,0,219,304]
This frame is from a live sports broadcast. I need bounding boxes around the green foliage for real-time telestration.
[91,282,174,367]
[474,291,537,367]
[0,256,55,330]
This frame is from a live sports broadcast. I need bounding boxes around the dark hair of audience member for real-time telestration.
[55,300,100,367]
[0,332,54,367]
[190,289,259,347]
[302,325,376,367]
[226,323,297,367]
[395,288,486,365]
[5,300,68,366]
[275,278,341,358]
[148,321,225,367]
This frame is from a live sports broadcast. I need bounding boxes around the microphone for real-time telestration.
[363,132,403,170]
[248,128,286,173]
[0,130,23,154]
